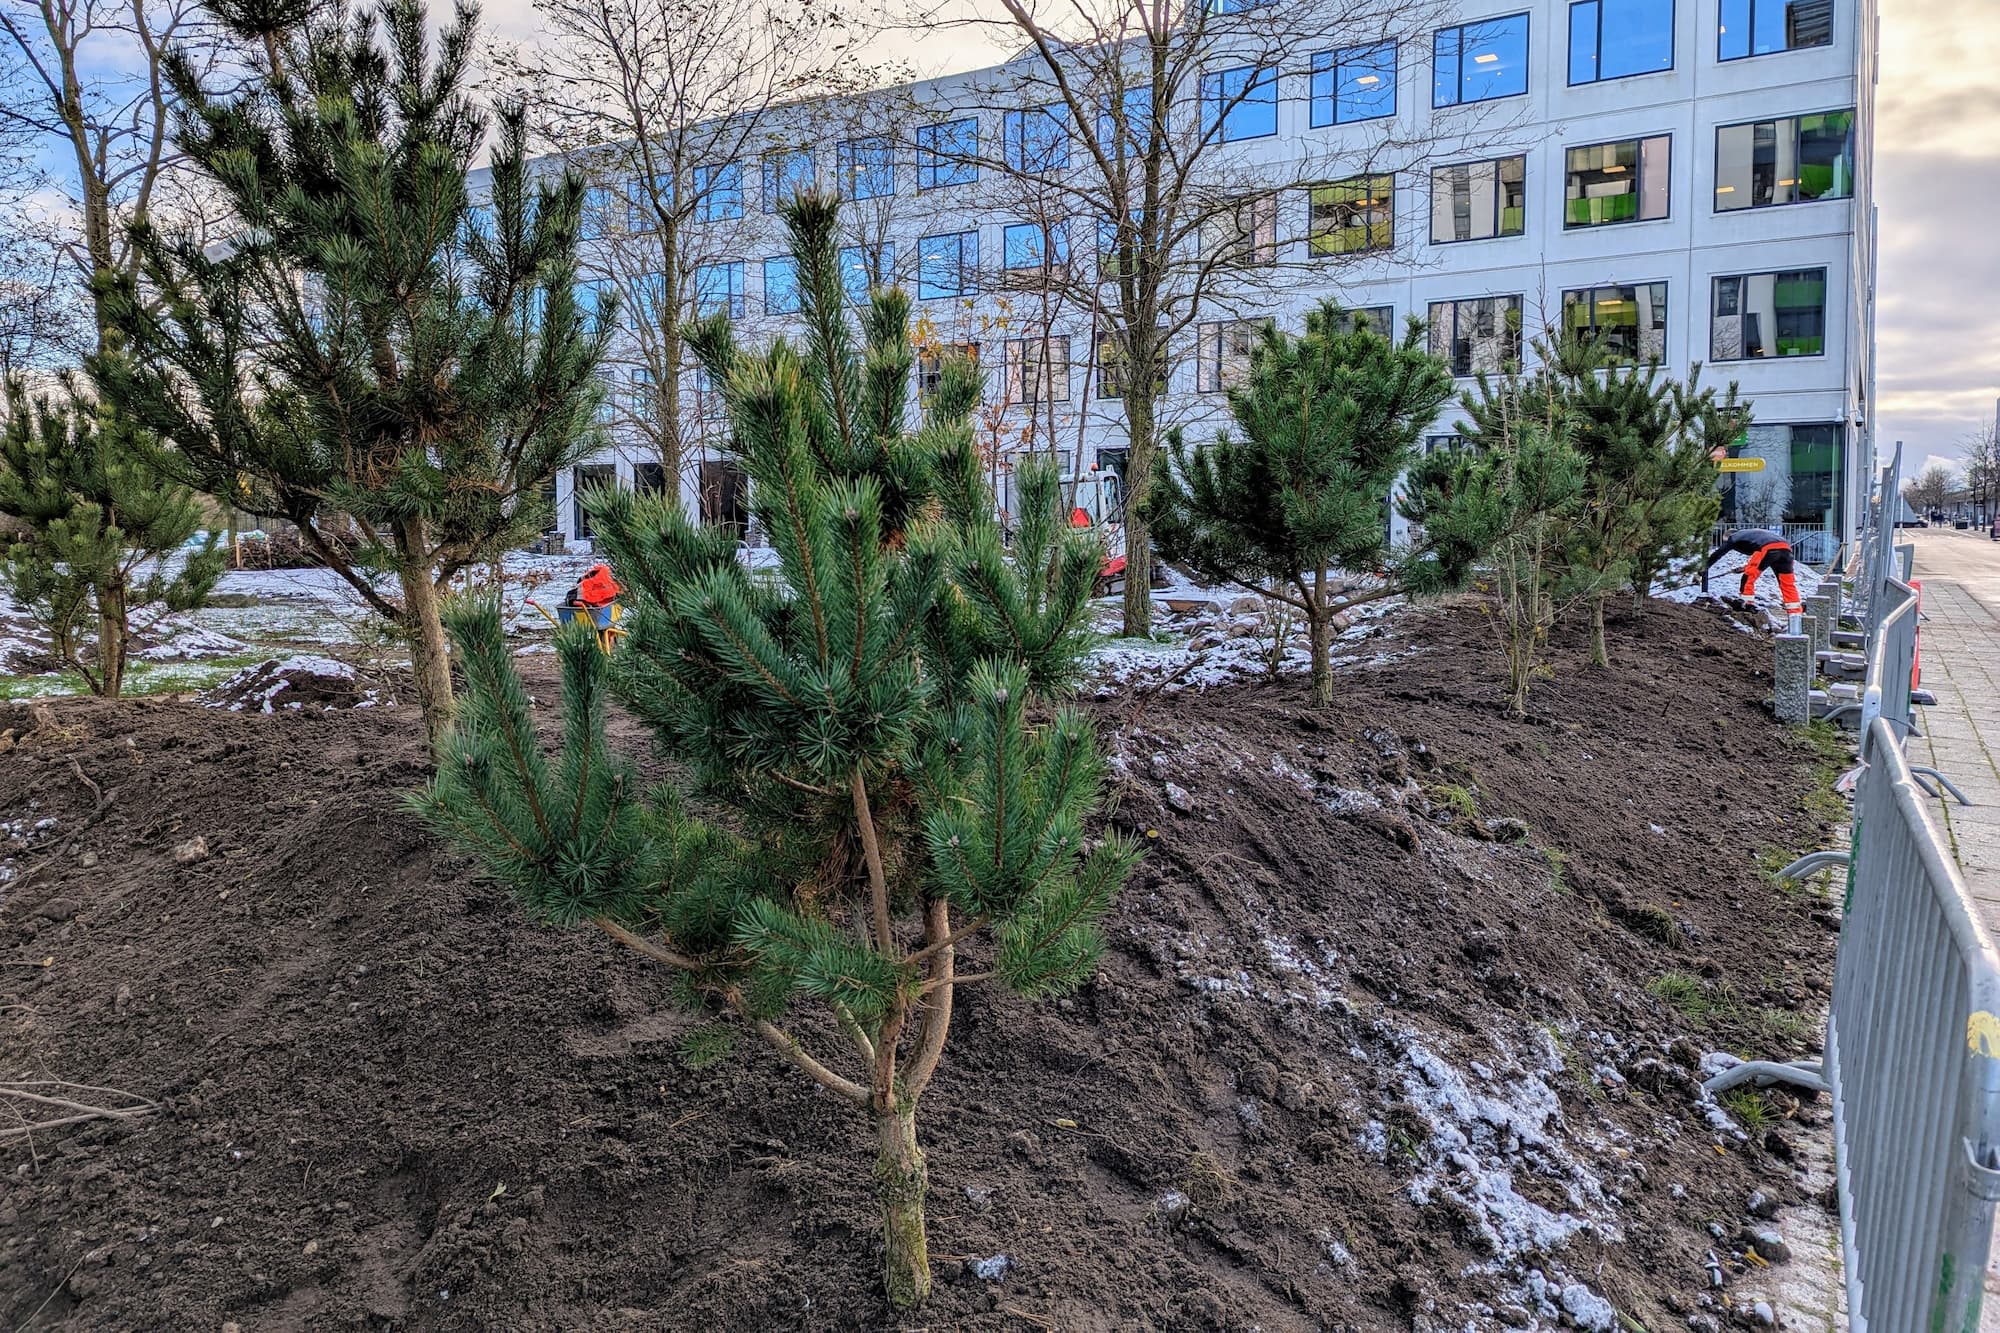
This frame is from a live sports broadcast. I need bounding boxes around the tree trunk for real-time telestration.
[393,517,454,751]
[96,577,128,698]
[1120,392,1157,638]
[875,1103,930,1310]
[1589,592,1609,667]
[1307,570,1332,708]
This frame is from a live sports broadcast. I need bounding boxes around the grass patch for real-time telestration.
[1540,845,1570,895]
[1427,782,1479,823]
[1719,1088,1775,1138]
[1646,970,1719,1020]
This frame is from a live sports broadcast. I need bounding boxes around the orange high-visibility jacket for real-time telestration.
[578,564,622,607]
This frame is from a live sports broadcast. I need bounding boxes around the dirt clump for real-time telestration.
[0,600,1839,1330]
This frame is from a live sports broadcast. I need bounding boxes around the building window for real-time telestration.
[1310,43,1396,126]
[838,137,895,201]
[625,175,671,230]
[1004,337,1070,405]
[1433,14,1530,107]
[1202,193,1277,267]
[1719,0,1833,60]
[1003,106,1069,173]
[574,463,616,538]
[1003,221,1069,277]
[1568,0,1674,85]
[1332,305,1396,336]
[1310,175,1394,256]
[694,261,745,318]
[693,162,742,222]
[1200,64,1279,142]
[1196,319,1266,393]
[1095,330,1167,399]
[1565,135,1670,226]
[1096,86,1154,156]
[577,278,613,321]
[1561,282,1668,363]
[916,119,978,190]
[1205,0,1273,12]
[1424,433,1466,453]
[1710,268,1827,360]
[1718,424,1843,532]
[1714,111,1856,211]
[1431,155,1526,242]
[1427,295,1524,376]
[762,257,800,316]
[763,149,813,212]
[918,231,979,299]
[919,342,980,398]
[838,244,894,305]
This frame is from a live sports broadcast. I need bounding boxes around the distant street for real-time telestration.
[1904,529,2000,928]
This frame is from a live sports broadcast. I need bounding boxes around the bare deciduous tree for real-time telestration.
[903,0,1510,634]
[487,0,886,508]
[1903,461,1959,518]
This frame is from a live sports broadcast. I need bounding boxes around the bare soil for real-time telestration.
[0,600,1840,1331]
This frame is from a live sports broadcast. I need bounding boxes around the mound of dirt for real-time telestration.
[0,601,1841,1331]
[197,656,382,713]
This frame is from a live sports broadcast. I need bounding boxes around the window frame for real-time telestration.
[1567,0,1676,87]
[1094,328,1168,400]
[1195,318,1269,393]
[916,119,979,191]
[763,256,800,315]
[917,230,980,300]
[1432,13,1532,108]
[1200,63,1280,143]
[1717,0,1834,61]
[1707,267,1829,361]
[693,161,743,223]
[1559,280,1670,364]
[1002,220,1070,276]
[1563,133,1672,229]
[1004,336,1072,406]
[1712,109,1857,212]
[837,136,896,201]
[1309,42,1397,127]
[837,243,895,305]
[918,341,981,399]
[693,260,746,319]
[1202,192,1279,267]
[1429,154,1527,244]
[1309,174,1396,257]
[1425,295,1525,377]
[762,148,814,213]
[1003,105,1071,173]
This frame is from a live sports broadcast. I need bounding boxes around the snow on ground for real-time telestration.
[1652,551,1823,612]
[1088,590,1407,696]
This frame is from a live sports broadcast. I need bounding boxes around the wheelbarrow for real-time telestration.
[524,598,628,654]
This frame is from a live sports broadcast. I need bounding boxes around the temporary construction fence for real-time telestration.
[1712,442,2000,1330]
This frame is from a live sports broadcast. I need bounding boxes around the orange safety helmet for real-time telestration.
[577,562,622,607]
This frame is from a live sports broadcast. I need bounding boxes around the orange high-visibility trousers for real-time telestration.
[1740,542,1804,614]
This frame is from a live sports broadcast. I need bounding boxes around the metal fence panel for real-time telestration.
[1830,715,2000,1330]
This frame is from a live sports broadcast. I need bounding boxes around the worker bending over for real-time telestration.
[1701,527,1804,628]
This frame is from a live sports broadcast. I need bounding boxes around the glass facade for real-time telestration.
[1432,156,1526,242]
[1202,65,1279,141]
[1427,295,1524,375]
[1568,0,1675,84]
[1433,15,1531,106]
[1719,0,1833,59]
[1561,281,1668,362]
[694,261,744,318]
[1710,269,1828,359]
[1719,423,1844,543]
[1565,135,1671,226]
[1310,44,1396,126]
[763,257,799,315]
[918,231,979,299]
[1310,175,1395,255]
[1203,193,1277,266]
[838,244,893,305]
[762,149,813,213]
[838,137,895,200]
[693,162,742,222]
[1003,106,1070,172]
[1003,221,1068,271]
[1714,111,1856,210]
[916,120,978,190]
[1196,320,1266,392]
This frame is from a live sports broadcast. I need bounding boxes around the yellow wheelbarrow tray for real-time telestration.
[524,598,629,654]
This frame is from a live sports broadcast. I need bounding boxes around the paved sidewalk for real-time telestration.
[1905,531,2000,931]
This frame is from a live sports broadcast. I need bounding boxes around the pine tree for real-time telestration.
[93,0,609,747]
[0,378,221,696]
[1459,335,1732,666]
[413,194,1134,1312]
[1145,302,1508,706]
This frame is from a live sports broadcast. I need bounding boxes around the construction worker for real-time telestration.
[1701,527,1804,629]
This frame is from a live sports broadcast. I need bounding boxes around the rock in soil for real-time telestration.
[0,603,1839,1331]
